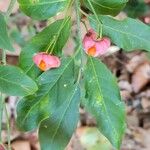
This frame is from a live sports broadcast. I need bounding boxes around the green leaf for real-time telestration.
[0,13,14,51]
[89,15,150,52]
[83,57,126,149]
[124,0,150,18]
[17,57,79,131]
[19,18,71,79]
[83,0,128,16]
[0,65,38,96]
[39,84,80,150]
[17,0,68,20]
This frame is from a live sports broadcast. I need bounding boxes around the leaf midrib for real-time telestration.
[0,15,13,50]
[0,77,30,95]
[90,16,150,45]
[104,22,150,44]
[90,58,118,140]
[50,84,78,144]
[24,18,70,74]
[21,58,74,125]
[90,0,124,10]
[20,0,66,6]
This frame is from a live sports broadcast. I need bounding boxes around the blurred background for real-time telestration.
[0,0,150,149]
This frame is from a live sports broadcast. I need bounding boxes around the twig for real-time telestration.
[75,0,85,83]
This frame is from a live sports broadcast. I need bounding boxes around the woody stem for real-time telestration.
[75,0,85,83]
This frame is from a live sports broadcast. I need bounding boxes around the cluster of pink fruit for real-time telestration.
[33,29,111,71]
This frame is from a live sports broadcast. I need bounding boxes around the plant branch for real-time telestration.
[79,8,89,17]
[81,20,88,32]
[75,0,85,83]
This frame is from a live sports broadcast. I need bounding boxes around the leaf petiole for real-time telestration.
[46,0,73,54]
[86,0,103,38]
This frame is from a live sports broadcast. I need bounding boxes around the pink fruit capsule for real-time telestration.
[33,52,61,71]
[83,29,111,57]
[0,144,5,150]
